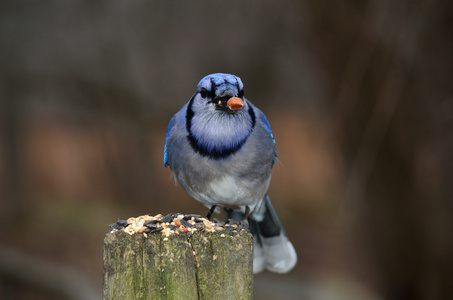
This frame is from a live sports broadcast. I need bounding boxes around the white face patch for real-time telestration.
[190,99,252,151]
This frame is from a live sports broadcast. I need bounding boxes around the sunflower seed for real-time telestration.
[180,219,194,228]
[161,213,173,223]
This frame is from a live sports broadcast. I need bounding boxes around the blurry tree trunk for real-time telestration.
[0,76,28,221]
[103,230,253,300]
[327,0,453,299]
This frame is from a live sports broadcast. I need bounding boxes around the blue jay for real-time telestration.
[164,73,297,273]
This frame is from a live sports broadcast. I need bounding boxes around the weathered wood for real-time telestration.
[190,232,253,300]
[103,229,253,300]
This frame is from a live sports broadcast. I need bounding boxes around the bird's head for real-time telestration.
[185,73,256,158]
[195,73,245,113]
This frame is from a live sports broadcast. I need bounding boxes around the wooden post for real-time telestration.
[103,220,253,300]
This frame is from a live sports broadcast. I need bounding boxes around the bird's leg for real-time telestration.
[239,205,250,229]
[206,205,217,220]
[244,205,251,219]
[224,208,233,220]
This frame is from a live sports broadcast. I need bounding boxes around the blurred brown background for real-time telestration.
[1,1,452,299]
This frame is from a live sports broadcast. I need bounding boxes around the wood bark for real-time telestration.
[103,229,253,300]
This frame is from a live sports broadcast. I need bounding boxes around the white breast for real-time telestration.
[189,175,270,213]
[208,176,249,204]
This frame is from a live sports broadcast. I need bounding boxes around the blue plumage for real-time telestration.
[164,73,296,273]
[164,115,176,166]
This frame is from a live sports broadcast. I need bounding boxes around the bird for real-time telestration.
[163,73,297,273]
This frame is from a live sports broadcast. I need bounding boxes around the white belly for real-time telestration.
[189,175,270,212]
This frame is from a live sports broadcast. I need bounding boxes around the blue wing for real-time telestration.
[163,115,176,167]
[259,110,276,146]
[258,110,277,164]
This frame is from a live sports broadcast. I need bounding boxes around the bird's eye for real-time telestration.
[238,90,244,98]
[200,89,208,98]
